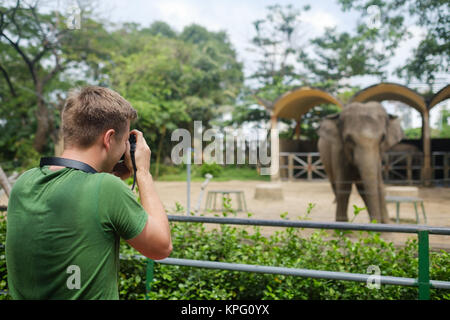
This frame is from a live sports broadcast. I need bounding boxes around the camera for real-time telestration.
[120,133,137,161]
[128,133,137,189]
[129,133,136,152]
[117,133,138,190]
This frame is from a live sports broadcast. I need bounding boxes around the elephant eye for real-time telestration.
[380,134,386,143]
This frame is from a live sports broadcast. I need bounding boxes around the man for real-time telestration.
[5,86,172,299]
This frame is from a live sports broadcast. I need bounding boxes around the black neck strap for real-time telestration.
[40,157,98,174]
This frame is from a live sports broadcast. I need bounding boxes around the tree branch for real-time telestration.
[0,63,17,97]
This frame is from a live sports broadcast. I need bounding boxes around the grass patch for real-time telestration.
[154,164,270,182]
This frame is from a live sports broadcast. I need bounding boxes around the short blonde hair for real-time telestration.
[62,86,137,148]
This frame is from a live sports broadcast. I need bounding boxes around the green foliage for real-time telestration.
[155,164,269,182]
[105,23,243,168]
[1,204,449,300]
[404,126,448,139]
[435,107,450,138]
[199,162,223,178]
[146,21,177,38]
[117,205,450,300]
[338,0,449,87]
[404,128,422,139]
[249,4,311,89]
[277,103,341,140]
[0,2,115,155]
[0,3,243,167]
[301,28,388,90]
[0,215,8,300]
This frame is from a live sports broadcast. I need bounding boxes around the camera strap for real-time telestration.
[40,157,98,174]
[40,156,137,191]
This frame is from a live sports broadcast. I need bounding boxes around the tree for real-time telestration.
[435,106,450,138]
[145,21,177,38]
[105,23,244,177]
[299,27,389,91]
[0,0,112,157]
[232,4,347,139]
[338,0,449,89]
[228,4,312,131]
[249,4,311,97]
[0,164,11,197]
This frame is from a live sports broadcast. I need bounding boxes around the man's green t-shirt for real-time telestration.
[5,166,148,300]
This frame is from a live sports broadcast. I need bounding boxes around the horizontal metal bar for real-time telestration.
[124,256,450,290]
[158,258,416,286]
[167,215,450,235]
[2,211,450,235]
[430,280,450,289]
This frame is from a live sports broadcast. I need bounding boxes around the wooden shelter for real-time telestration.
[257,87,343,180]
[257,83,449,184]
[351,83,450,186]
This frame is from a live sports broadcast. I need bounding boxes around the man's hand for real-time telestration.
[112,130,150,180]
[112,140,133,180]
[131,129,151,173]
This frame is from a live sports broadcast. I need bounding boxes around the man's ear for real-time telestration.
[102,129,116,152]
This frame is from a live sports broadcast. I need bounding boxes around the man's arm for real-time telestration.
[125,131,172,260]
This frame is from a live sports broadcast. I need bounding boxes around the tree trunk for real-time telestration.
[0,165,12,198]
[421,110,432,187]
[154,125,166,179]
[54,127,64,157]
[33,84,51,153]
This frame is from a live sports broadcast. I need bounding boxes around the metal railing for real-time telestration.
[139,215,450,300]
[2,207,450,299]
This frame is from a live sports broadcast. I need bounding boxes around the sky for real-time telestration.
[51,0,448,128]
[101,0,355,78]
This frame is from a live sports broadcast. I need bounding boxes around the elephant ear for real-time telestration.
[318,113,341,144]
[382,114,404,152]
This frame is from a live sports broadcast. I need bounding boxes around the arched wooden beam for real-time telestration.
[272,87,343,119]
[429,84,450,110]
[350,82,427,114]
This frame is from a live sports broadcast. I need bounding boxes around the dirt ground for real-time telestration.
[1,179,449,250]
[153,180,450,251]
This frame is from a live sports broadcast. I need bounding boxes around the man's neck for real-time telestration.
[48,149,104,173]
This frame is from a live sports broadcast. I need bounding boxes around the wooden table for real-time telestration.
[205,190,247,212]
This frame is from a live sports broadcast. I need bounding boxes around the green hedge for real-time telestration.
[1,203,450,300]
[118,203,450,300]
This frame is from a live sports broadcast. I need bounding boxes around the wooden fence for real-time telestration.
[279,152,450,186]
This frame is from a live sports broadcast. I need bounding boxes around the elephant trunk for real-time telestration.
[355,149,388,223]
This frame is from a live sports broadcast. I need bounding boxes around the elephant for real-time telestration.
[317,101,404,223]
[387,143,421,154]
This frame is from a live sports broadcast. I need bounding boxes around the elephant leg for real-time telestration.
[378,168,390,223]
[354,169,370,215]
[355,181,373,221]
[336,181,352,221]
[355,181,368,207]
[335,169,352,222]
[319,138,337,201]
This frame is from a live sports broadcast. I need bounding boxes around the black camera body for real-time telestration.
[119,133,137,190]
[129,134,137,189]
[120,134,136,161]
[129,133,136,150]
